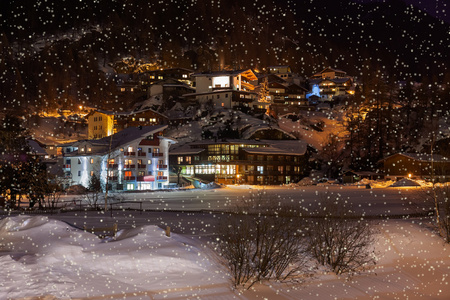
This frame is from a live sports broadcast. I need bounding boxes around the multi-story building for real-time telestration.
[169,139,308,185]
[61,125,176,191]
[185,69,259,110]
[87,109,168,139]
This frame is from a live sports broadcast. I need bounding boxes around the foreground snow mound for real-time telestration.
[0,216,227,300]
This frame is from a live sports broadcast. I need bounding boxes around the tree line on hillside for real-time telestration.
[319,68,450,178]
[1,0,449,116]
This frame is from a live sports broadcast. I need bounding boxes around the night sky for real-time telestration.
[356,0,449,23]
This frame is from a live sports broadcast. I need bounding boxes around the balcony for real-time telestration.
[137,164,146,169]
[124,152,136,156]
[152,153,164,157]
[156,176,168,181]
[124,176,136,181]
[157,164,168,169]
[137,152,147,157]
[107,176,118,181]
[63,164,71,169]
[107,164,118,169]
[124,164,136,169]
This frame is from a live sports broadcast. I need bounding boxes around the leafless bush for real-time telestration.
[409,184,450,243]
[304,198,377,275]
[216,194,308,289]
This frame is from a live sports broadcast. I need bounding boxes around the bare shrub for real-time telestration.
[409,184,450,243]
[304,198,377,275]
[216,193,308,289]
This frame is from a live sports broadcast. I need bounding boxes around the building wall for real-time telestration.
[65,137,171,191]
[88,112,114,139]
[170,144,307,185]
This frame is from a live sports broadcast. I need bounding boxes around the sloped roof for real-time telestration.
[313,67,347,76]
[62,125,168,156]
[27,139,48,156]
[262,139,308,155]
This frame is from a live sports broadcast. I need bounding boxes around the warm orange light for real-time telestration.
[408,173,412,178]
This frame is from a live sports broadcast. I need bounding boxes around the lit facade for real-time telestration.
[61,126,176,191]
[170,139,308,185]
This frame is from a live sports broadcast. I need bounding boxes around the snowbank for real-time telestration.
[1,215,450,299]
[0,215,227,299]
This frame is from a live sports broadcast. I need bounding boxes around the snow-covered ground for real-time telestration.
[0,215,449,299]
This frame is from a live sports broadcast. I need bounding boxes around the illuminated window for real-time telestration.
[126,183,134,190]
[139,118,145,122]
[124,171,132,177]
[147,159,152,165]
[90,171,94,176]
[88,148,92,152]
[178,157,183,164]
[182,74,188,78]
[185,156,191,164]
[90,158,94,164]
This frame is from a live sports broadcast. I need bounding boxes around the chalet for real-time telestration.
[169,139,308,185]
[308,67,355,101]
[256,74,308,113]
[185,69,259,109]
[60,126,176,191]
[379,153,450,182]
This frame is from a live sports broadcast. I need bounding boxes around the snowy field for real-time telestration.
[1,184,448,299]
[57,183,432,217]
[0,215,449,300]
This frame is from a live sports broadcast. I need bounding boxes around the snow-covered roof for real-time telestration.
[62,125,168,156]
[169,144,205,155]
[262,139,308,155]
[27,140,48,156]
